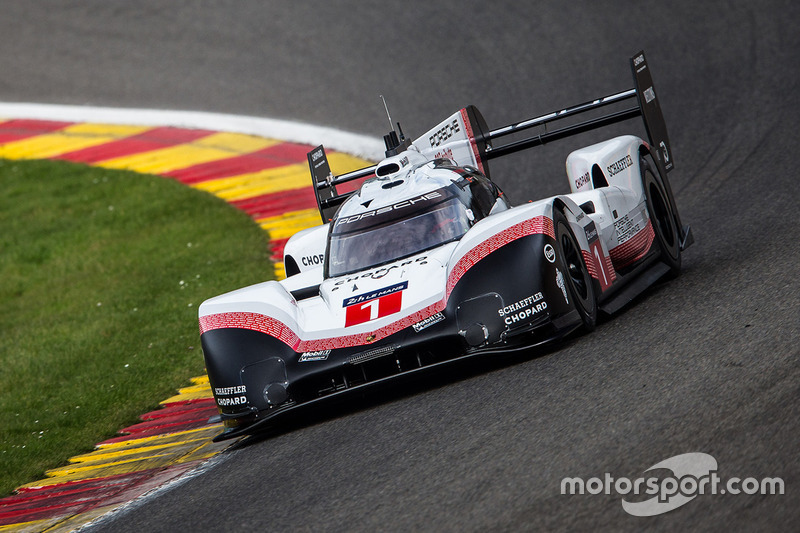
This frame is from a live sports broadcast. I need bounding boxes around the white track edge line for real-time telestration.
[0,102,385,161]
[74,451,236,532]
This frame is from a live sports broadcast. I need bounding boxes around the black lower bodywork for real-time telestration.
[202,232,590,441]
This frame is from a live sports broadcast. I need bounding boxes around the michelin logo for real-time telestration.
[556,268,569,304]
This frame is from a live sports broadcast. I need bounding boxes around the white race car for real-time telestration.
[199,51,692,441]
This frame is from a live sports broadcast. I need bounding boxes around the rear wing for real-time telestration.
[309,50,673,223]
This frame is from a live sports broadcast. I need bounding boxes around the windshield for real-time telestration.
[327,197,470,277]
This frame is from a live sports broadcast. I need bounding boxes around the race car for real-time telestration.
[199,51,693,441]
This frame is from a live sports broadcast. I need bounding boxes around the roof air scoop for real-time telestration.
[380,95,412,157]
[376,162,400,177]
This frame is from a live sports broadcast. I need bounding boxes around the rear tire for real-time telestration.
[641,157,681,276]
[553,210,597,331]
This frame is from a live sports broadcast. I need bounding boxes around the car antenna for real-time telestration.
[380,95,394,132]
[380,94,410,157]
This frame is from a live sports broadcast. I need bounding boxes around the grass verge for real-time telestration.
[0,158,273,496]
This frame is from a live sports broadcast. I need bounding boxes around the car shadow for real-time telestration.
[225,334,581,450]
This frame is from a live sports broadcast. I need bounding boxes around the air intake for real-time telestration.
[348,344,398,365]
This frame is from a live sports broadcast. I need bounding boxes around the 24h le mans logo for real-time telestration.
[343,282,407,327]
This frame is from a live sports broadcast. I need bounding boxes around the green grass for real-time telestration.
[0,158,273,496]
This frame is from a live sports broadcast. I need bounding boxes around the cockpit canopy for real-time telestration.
[325,161,505,278]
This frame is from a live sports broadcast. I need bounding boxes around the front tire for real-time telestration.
[641,157,681,276]
[553,210,597,331]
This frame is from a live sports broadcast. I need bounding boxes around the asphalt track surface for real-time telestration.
[2,1,798,531]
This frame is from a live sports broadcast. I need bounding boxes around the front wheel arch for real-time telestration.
[553,209,597,331]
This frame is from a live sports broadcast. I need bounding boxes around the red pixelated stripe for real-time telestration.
[582,249,617,285]
[0,119,72,143]
[606,253,616,281]
[609,220,655,269]
[200,304,448,352]
[163,142,312,184]
[55,127,216,163]
[447,216,554,296]
[200,215,555,350]
[199,312,300,347]
[582,250,598,279]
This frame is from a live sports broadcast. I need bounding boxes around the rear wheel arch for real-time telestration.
[640,156,681,276]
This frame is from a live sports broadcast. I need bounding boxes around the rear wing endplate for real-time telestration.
[307,146,376,223]
[308,50,673,223]
[308,146,336,223]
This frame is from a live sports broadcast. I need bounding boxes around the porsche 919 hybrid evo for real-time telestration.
[199,51,693,441]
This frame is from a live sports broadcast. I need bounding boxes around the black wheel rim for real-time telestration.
[560,227,588,301]
[649,181,676,249]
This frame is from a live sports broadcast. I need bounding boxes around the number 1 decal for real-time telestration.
[584,221,612,292]
[593,245,609,287]
[361,299,380,321]
[343,282,408,327]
